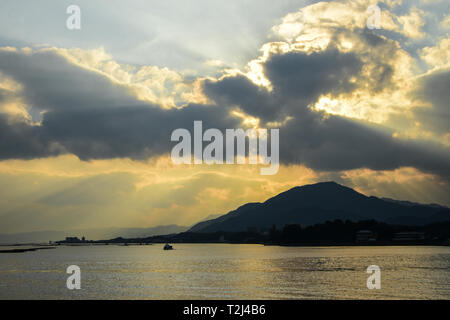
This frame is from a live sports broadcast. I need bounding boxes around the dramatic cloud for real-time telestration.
[412,69,450,136]
[0,0,449,233]
[0,48,239,160]
[0,1,449,181]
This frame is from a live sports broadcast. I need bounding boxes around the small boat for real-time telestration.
[163,243,173,250]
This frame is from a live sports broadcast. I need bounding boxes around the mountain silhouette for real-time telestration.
[189,181,450,233]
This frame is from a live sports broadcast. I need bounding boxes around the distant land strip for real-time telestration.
[0,247,56,253]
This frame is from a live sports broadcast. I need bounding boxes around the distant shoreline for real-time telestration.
[1,243,449,253]
[0,246,56,253]
[56,241,450,247]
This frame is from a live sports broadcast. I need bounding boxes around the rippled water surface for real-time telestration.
[0,244,449,299]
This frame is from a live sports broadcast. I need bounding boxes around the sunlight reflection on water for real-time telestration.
[0,244,449,299]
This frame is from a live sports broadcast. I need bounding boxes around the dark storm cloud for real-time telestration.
[204,74,276,121]
[0,114,64,159]
[40,103,238,160]
[413,70,450,135]
[0,50,143,112]
[0,49,239,160]
[0,46,449,181]
[264,49,362,101]
[204,48,363,122]
[0,89,9,104]
[0,101,239,161]
[204,46,450,180]
[278,114,450,179]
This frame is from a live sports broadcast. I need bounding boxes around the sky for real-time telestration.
[0,0,449,233]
